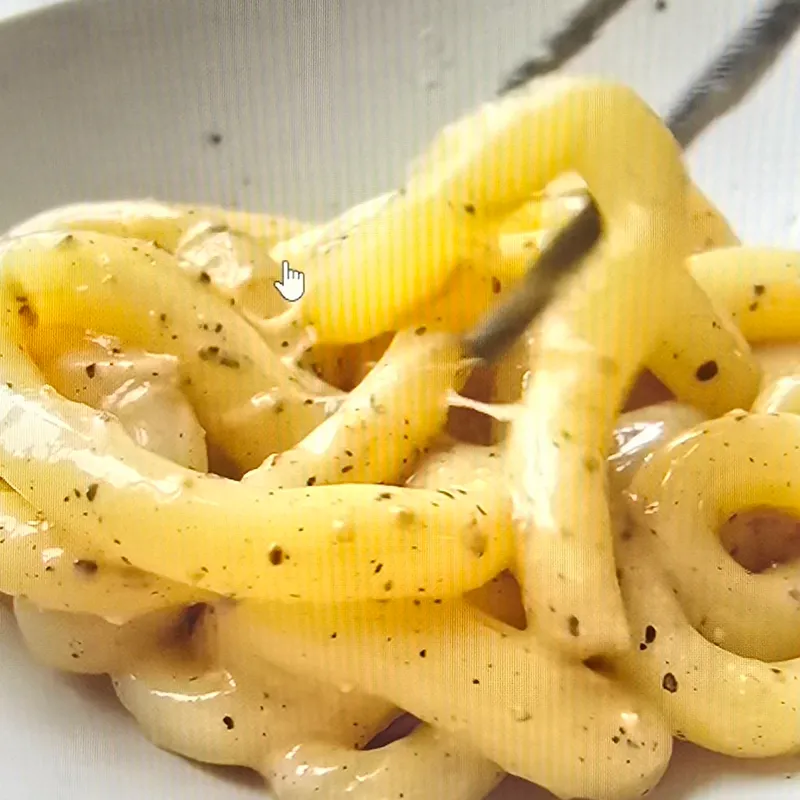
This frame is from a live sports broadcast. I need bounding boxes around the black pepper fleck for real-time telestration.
[567,615,580,637]
[695,360,718,382]
[73,559,98,575]
[662,672,678,693]
[198,345,220,360]
[18,304,38,327]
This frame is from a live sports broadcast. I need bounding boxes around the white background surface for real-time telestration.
[1,0,65,15]
[0,1,798,799]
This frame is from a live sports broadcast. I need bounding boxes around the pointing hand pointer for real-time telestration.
[273,260,306,302]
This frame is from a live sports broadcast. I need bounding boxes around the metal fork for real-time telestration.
[463,0,800,363]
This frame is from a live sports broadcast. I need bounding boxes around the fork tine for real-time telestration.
[667,0,800,147]
[462,201,603,364]
[498,0,635,94]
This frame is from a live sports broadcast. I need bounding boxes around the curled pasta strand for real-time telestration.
[243,330,468,490]
[689,248,800,343]
[753,373,800,415]
[265,726,503,800]
[116,623,497,800]
[30,333,210,473]
[12,598,184,675]
[498,173,737,253]
[403,245,511,335]
[9,200,322,351]
[257,194,399,359]
[9,199,310,254]
[269,192,395,270]
[217,597,672,800]
[612,526,800,757]
[282,238,506,372]
[0,368,511,601]
[408,439,505,491]
[646,269,759,418]
[115,664,272,768]
[493,220,758,425]
[268,194,482,344]
[175,225,292,323]
[498,183,587,236]
[496,231,544,283]
[0,231,337,472]
[753,342,800,387]
[608,402,708,494]
[197,206,314,248]
[408,439,528,631]
[262,209,502,363]
[495,78,691,658]
[685,183,740,252]
[113,650,395,772]
[0,481,211,620]
[628,411,800,662]
[0,328,221,619]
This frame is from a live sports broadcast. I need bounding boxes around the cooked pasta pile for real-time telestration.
[1,77,798,800]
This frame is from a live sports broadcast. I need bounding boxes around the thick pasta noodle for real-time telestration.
[0,75,798,800]
[627,412,800,663]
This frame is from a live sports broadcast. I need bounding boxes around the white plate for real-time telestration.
[0,1,798,798]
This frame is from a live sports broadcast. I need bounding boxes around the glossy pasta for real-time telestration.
[1,75,799,800]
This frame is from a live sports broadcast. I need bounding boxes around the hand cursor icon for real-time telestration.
[274,260,306,302]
